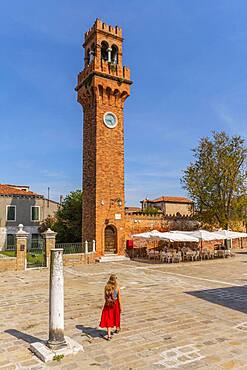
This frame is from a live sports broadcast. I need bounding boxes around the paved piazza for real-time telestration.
[1,252,247,369]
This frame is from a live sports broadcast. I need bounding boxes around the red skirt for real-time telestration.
[99,299,121,328]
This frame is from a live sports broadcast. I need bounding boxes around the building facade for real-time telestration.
[0,184,59,250]
[141,196,194,216]
[76,19,132,256]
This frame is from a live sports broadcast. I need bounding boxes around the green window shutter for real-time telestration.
[7,234,15,247]
[32,207,39,221]
[7,206,15,221]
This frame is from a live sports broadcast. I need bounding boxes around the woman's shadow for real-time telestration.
[76,325,105,340]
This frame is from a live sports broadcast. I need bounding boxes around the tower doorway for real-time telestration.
[104,225,117,254]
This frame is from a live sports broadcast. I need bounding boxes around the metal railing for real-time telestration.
[6,244,16,251]
[55,243,84,254]
[55,240,96,254]
[27,239,45,268]
[30,239,44,250]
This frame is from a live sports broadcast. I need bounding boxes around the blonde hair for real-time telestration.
[105,281,114,295]
[107,274,118,289]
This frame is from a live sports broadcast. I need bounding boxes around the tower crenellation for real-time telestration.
[77,19,131,93]
[84,19,122,43]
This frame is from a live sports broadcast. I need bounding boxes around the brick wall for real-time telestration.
[63,253,96,266]
[0,258,17,272]
[125,213,199,241]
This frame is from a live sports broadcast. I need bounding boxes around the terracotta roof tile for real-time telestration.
[142,196,193,204]
[0,184,40,197]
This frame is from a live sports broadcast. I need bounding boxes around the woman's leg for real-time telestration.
[107,327,111,339]
[115,301,121,333]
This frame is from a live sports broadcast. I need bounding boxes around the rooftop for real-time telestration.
[125,206,142,213]
[142,196,193,204]
[0,184,41,197]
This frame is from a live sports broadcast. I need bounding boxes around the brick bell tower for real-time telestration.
[75,19,132,256]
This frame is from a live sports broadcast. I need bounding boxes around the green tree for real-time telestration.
[143,206,160,215]
[181,131,247,228]
[38,215,56,234]
[39,190,82,243]
[55,190,82,242]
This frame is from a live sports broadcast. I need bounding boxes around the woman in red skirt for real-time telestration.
[99,274,121,340]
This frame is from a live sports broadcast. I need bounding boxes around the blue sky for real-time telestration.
[0,1,246,206]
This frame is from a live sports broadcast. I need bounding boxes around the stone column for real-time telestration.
[16,224,29,271]
[89,50,94,63]
[92,240,96,253]
[42,228,57,268]
[107,47,112,62]
[85,240,88,254]
[47,248,66,350]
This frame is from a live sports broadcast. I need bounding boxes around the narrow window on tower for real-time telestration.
[86,48,90,66]
[89,43,95,64]
[101,41,108,61]
[111,45,118,64]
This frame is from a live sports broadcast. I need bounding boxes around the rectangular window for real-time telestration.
[32,234,39,241]
[6,206,16,221]
[31,206,40,221]
[7,234,15,249]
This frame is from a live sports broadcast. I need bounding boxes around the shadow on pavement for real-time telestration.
[4,329,43,343]
[130,258,162,265]
[186,285,247,314]
[76,325,105,338]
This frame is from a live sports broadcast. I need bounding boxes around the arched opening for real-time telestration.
[98,84,103,102]
[104,225,117,254]
[89,43,95,63]
[106,86,112,104]
[85,48,90,66]
[101,41,108,61]
[113,89,120,105]
[111,44,118,64]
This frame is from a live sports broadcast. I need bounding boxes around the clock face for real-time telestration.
[103,112,117,129]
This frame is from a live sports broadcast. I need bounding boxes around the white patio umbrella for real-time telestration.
[173,230,227,240]
[213,230,247,248]
[132,230,200,259]
[214,230,247,239]
[173,230,227,257]
[152,232,199,243]
[132,230,162,257]
[132,230,160,238]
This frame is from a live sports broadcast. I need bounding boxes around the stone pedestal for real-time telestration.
[16,224,29,271]
[42,228,57,268]
[30,248,83,362]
